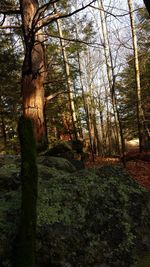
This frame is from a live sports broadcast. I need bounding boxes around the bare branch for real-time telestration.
[46,31,104,48]
[90,5,142,19]
[37,0,96,30]
[0,14,6,26]
[0,25,21,29]
[32,0,60,27]
[45,90,71,102]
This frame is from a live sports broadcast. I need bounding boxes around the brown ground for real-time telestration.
[85,152,150,190]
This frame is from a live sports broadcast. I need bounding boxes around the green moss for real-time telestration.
[0,163,20,191]
[38,156,76,173]
[45,141,74,159]
[0,161,149,267]
[135,254,150,267]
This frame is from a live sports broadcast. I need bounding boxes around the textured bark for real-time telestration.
[15,117,38,267]
[20,0,48,150]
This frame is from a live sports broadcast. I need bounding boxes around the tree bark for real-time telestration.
[99,0,125,158]
[1,114,7,148]
[128,0,144,152]
[20,0,48,151]
[54,3,78,140]
[14,117,38,267]
[77,52,95,161]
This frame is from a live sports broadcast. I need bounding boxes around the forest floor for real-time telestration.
[85,151,150,190]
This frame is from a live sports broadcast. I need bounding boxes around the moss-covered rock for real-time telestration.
[45,141,74,159]
[0,155,20,168]
[38,156,76,173]
[0,163,20,191]
[0,162,149,267]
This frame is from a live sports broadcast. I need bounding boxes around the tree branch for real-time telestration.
[45,90,72,102]
[37,0,96,30]
[90,5,142,19]
[0,25,21,29]
[0,9,21,15]
[46,31,104,48]
[0,14,6,26]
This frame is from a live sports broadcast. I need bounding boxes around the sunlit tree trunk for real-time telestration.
[54,3,78,141]
[128,0,145,152]
[98,0,125,158]
[20,0,48,151]
[98,98,106,156]
[77,52,95,161]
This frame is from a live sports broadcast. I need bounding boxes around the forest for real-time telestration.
[0,0,150,267]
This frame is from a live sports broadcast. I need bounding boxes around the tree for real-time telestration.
[144,0,150,15]
[15,117,38,267]
[128,0,148,152]
[0,0,97,150]
[0,31,22,151]
[117,7,150,149]
[54,2,79,140]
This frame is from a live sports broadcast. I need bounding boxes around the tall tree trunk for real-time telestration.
[77,52,95,161]
[99,101,106,156]
[92,109,101,155]
[15,117,38,267]
[128,0,144,152]
[99,0,125,157]
[54,4,78,140]
[20,0,48,151]
[1,114,7,149]
[0,97,7,149]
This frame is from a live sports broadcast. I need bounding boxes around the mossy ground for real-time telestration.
[0,156,149,267]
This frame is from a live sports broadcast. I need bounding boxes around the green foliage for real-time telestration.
[117,7,150,141]
[38,156,76,173]
[0,189,21,267]
[0,158,149,267]
[37,165,149,267]
[0,32,22,152]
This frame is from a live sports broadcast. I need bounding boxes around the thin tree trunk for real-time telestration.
[1,114,7,148]
[99,98,106,156]
[54,4,78,140]
[78,55,95,160]
[0,97,7,149]
[92,109,101,155]
[99,0,125,158]
[75,22,95,160]
[20,0,48,151]
[128,0,144,152]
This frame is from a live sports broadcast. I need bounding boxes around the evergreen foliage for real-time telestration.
[117,7,150,144]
